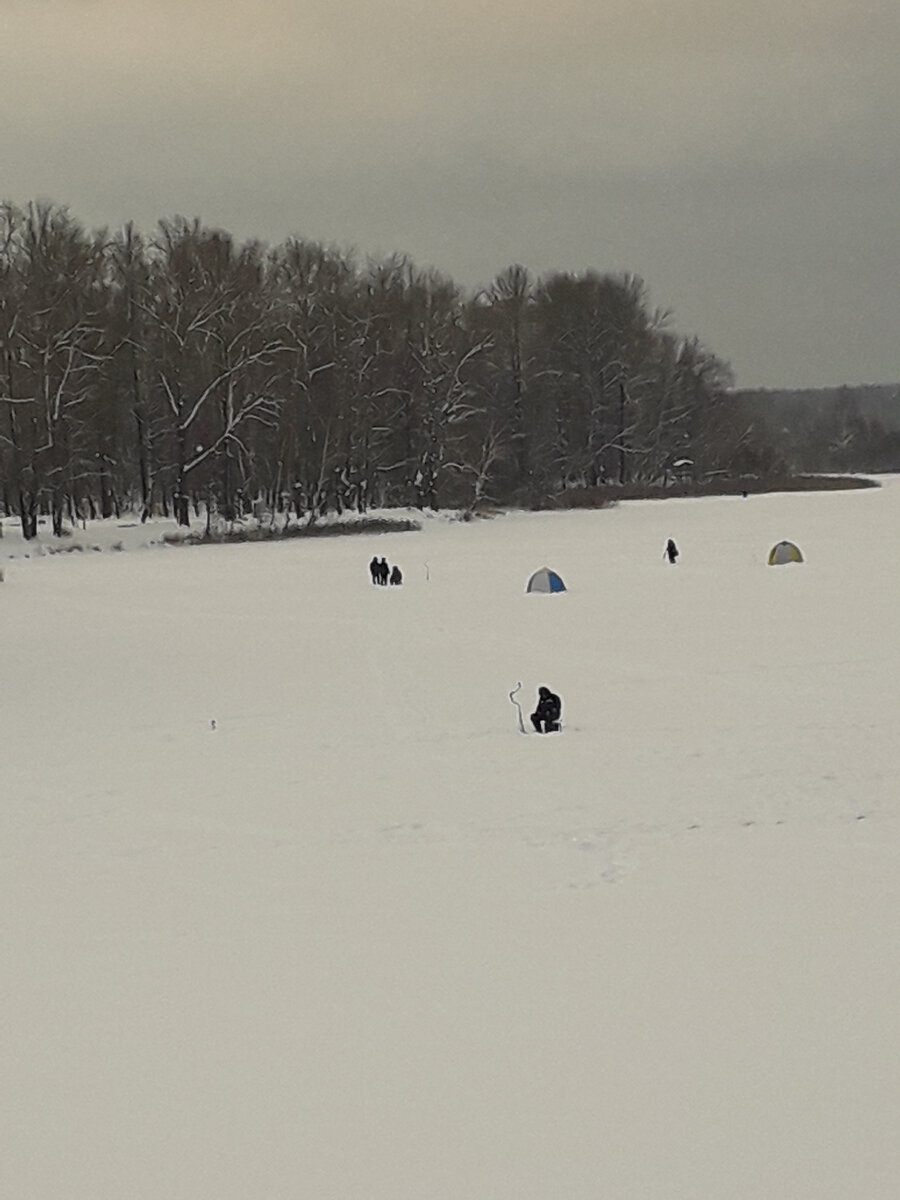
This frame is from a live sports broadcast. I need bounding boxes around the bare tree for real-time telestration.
[0,203,111,536]
[144,220,288,525]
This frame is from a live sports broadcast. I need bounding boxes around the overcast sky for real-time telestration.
[2,0,898,389]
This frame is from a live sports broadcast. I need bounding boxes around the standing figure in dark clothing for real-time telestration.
[664,538,679,564]
[369,556,380,585]
[389,564,403,586]
[378,557,390,585]
[530,686,562,733]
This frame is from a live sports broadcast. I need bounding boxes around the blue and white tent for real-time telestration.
[526,567,567,594]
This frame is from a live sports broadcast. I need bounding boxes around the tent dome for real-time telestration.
[526,567,567,593]
[768,540,804,565]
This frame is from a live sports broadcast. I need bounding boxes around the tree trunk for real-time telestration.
[19,490,38,540]
[134,404,153,521]
[618,382,629,485]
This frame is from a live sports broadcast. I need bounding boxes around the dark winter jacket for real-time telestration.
[534,687,561,724]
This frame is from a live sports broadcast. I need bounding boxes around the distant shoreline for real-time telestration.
[551,474,880,509]
[0,475,883,556]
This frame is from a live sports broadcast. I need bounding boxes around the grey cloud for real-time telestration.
[1,0,897,387]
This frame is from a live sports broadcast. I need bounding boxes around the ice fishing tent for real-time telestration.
[768,540,804,565]
[526,567,567,593]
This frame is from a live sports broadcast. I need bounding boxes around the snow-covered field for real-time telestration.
[3,481,900,1200]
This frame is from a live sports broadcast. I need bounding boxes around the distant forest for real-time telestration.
[0,201,896,539]
[731,384,900,476]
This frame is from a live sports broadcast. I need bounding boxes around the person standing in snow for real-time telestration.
[378,557,390,585]
[664,538,679,564]
[530,686,562,733]
[369,556,380,584]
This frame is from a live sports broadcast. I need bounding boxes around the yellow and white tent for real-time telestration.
[768,540,804,565]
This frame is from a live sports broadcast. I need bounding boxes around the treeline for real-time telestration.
[0,201,766,538]
[732,385,900,475]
